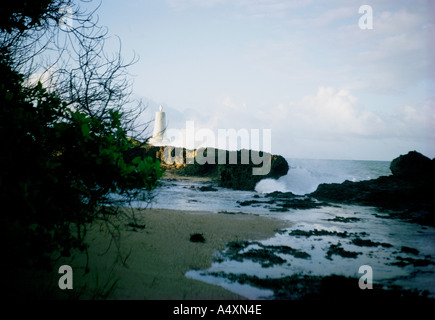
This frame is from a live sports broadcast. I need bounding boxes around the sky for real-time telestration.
[90,0,434,160]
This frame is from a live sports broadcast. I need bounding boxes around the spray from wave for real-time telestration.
[255,158,391,195]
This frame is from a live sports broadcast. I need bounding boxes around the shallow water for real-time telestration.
[186,204,435,299]
[128,159,434,299]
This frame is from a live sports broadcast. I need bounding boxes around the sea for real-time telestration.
[131,158,435,299]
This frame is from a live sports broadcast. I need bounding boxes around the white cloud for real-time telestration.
[24,65,58,89]
[305,6,355,27]
[394,101,435,139]
[165,0,312,13]
[165,0,226,10]
[163,85,434,141]
[335,7,429,93]
[139,0,433,159]
[253,87,384,139]
[148,85,434,159]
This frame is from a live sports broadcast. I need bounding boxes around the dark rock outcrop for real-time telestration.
[218,151,289,190]
[309,151,435,226]
[125,145,289,191]
[390,150,435,177]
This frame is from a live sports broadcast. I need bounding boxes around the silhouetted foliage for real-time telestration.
[0,0,163,275]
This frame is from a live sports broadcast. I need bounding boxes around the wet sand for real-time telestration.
[56,208,289,299]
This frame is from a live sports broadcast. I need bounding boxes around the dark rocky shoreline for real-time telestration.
[133,147,434,226]
[205,272,433,301]
[237,150,435,227]
[179,150,435,301]
[309,151,435,227]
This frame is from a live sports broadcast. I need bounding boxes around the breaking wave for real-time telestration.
[255,158,390,195]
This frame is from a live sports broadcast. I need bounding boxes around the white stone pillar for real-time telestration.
[150,105,167,144]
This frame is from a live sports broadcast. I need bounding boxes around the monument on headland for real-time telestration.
[149,105,167,145]
[136,104,290,190]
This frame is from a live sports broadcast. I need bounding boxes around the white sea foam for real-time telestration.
[256,158,390,195]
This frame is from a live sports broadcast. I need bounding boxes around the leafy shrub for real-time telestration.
[0,1,163,272]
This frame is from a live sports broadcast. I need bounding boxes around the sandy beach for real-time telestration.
[52,208,290,300]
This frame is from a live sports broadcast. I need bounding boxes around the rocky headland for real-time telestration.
[125,145,289,191]
[127,146,435,226]
[309,151,435,226]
